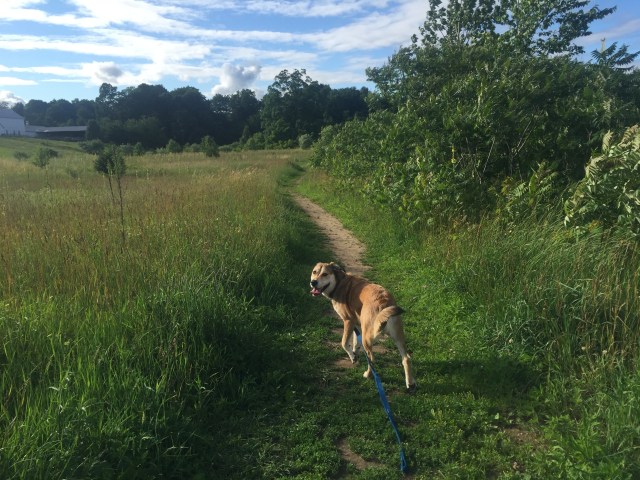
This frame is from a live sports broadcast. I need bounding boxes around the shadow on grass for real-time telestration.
[419,355,541,402]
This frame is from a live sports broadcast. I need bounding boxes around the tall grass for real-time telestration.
[447,218,640,477]
[0,146,319,478]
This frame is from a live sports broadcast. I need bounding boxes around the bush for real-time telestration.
[94,145,126,177]
[564,125,640,237]
[201,135,219,157]
[298,134,314,149]
[79,140,105,155]
[498,161,562,226]
[13,151,29,161]
[243,133,267,150]
[166,139,182,153]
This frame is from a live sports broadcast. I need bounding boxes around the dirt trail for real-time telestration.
[292,194,370,276]
[293,194,387,472]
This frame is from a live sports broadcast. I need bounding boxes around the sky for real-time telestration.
[0,0,639,106]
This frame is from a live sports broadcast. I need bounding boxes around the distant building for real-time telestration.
[0,108,26,136]
[25,125,88,140]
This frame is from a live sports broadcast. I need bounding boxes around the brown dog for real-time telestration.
[310,262,416,390]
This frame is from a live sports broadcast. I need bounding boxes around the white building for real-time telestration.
[0,109,26,136]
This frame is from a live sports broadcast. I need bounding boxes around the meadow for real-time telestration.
[2,138,638,479]
[0,140,334,478]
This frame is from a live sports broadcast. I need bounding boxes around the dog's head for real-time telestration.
[310,262,345,297]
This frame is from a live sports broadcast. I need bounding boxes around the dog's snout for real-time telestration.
[310,279,318,287]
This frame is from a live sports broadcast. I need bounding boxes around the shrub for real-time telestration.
[94,145,126,177]
[498,161,562,225]
[298,134,314,149]
[244,133,267,150]
[166,139,182,153]
[564,125,640,237]
[201,135,219,157]
[79,140,105,155]
[133,142,146,156]
[13,151,29,161]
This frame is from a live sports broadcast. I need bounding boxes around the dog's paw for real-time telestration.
[405,383,417,394]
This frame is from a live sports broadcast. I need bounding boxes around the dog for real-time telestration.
[310,262,416,390]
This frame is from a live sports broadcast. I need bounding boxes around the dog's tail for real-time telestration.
[376,305,404,332]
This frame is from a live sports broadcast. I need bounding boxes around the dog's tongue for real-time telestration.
[310,287,322,296]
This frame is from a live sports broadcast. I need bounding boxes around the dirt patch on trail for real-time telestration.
[292,194,370,276]
[335,438,383,471]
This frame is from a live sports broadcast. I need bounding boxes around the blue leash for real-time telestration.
[354,327,409,474]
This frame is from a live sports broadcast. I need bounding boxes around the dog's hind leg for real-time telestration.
[341,320,357,363]
[385,316,417,390]
[351,330,360,356]
[360,327,376,379]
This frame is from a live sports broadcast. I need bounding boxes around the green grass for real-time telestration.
[0,144,341,478]
[3,137,637,478]
[0,137,83,158]
[297,169,640,479]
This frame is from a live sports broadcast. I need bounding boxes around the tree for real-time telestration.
[23,99,49,125]
[260,69,330,146]
[326,87,369,123]
[209,90,261,146]
[45,99,75,126]
[73,99,97,125]
[95,83,120,119]
[120,83,170,121]
[169,86,214,145]
[417,0,615,56]
[591,41,640,70]
[201,135,219,157]
[32,146,58,168]
[95,145,127,247]
[228,89,261,142]
[12,103,25,117]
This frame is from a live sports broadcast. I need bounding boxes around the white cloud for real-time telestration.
[0,90,26,106]
[242,0,392,17]
[306,0,425,52]
[0,0,434,101]
[212,64,262,95]
[0,76,37,86]
[162,0,393,18]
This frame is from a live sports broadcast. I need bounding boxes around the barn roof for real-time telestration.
[0,108,24,120]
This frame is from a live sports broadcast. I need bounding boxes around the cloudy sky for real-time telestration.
[0,0,639,106]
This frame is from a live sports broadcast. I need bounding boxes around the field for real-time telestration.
[0,139,332,478]
[1,137,638,478]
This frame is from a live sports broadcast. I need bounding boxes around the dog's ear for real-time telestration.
[329,262,346,279]
[328,262,344,272]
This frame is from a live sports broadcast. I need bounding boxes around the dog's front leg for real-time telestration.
[341,320,357,363]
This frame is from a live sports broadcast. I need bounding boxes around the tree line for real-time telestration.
[11,69,368,150]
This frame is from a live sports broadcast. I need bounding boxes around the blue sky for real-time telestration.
[0,0,639,106]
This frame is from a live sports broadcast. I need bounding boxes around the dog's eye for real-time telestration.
[321,272,328,277]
